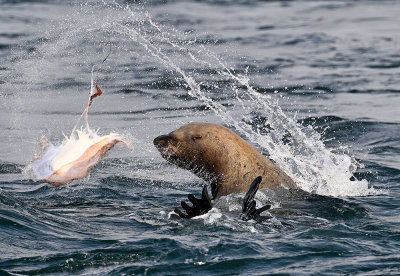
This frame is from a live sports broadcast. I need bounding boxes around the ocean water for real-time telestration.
[1,0,399,275]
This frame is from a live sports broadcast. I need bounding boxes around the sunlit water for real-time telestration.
[1,0,399,275]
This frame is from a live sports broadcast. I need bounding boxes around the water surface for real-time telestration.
[0,0,399,275]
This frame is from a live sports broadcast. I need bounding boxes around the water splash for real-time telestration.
[7,1,377,196]
[104,2,374,196]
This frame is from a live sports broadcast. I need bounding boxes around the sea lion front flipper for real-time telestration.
[240,176,272,223]
[174,185,213,219]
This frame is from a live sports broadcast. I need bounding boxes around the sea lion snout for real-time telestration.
[154,134,179,161]
[153,134,170,149]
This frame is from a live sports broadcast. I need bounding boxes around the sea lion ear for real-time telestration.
[240,176,272,223]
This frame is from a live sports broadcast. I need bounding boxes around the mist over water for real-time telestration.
[1,0,399,275]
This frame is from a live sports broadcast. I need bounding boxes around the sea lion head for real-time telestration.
[153,123,228,181]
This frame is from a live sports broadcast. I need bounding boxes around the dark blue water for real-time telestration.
[1,0,399,275]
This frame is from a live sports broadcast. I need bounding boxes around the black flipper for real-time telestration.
[239,176,272,223]
[174,185,212,219]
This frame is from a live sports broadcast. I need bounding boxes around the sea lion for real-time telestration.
[153,123,297,199]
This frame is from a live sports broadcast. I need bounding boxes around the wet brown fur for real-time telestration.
[154,123,296,199]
